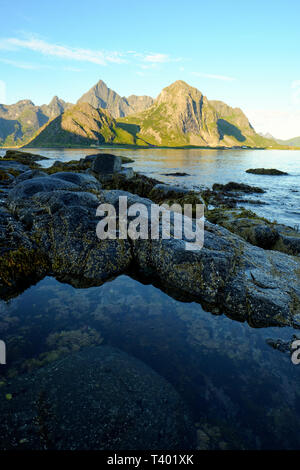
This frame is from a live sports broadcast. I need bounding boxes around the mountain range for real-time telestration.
[77,80,154,118]
[0,96,72,146]
[119,80,273,147]
[0,79,297,149]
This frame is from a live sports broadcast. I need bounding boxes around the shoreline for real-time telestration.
[1,144,300,151]
[0,149,299,329]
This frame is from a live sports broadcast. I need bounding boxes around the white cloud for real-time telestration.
[192,71,236,82]
[0,80,6,103]
[144,53,170,63]
[0,37,126,65]
[0,36,182,71]
[0,58,49,70]
[245,108,300,140]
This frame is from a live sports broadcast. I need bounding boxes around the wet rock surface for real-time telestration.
[162,172,191,177]
[0,150,300,328]
[212,181,265,194]
[205,208,300,255]
[3,150,49,164]
[0,345,195,450]
[91,153,122,175]
[246,168,288,175]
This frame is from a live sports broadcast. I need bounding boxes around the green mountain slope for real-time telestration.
[24,80,280,149]
[119,81,275,148]
[27,102,137,147]
[0,97,72,147]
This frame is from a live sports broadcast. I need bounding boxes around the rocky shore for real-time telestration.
[0,150,300,328]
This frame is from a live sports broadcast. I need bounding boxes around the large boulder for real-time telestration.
[0,346,195,450]
[14,169,48,184]
[0,206,50,298]
[91,154,122,175]
[49,172,101,191]
[18,189,132,286]
[8,176,79,204]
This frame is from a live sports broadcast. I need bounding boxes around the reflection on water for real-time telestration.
[1,275,300,449]
[2,147,298,227]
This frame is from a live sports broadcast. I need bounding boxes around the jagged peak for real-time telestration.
[15,99,35,106]
[49,95,61,104]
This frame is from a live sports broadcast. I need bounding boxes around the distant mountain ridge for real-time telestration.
[77,80,154,118]
[0,97,72,146]
[119,80,274,147]
[276,136,300,146]
[27,79,276,149]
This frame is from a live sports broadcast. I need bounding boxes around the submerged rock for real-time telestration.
[0,346,195,450]
[266,335,300,354]
[246,168,288,175]
[162,172,191,177]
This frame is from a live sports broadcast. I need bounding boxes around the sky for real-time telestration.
[0,0,299,139]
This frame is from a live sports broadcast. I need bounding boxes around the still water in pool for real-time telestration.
[1,274,300,449]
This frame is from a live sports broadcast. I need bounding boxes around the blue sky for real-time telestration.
[0,0,299,139]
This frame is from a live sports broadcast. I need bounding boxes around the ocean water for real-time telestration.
[1,147,300,449]
[5,147,299,227]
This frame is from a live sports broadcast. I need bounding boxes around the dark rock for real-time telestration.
[253,224,280,249]
[205,208,300,255]
[7,177,79,203]
[246,168,288,175]
[212,181,265,194]
[266,335,300,354]
[118,167,134,179]
[49,172,101,191]
[152,183,191,195]
[275,226,300,256]
[0,160,29,173]
[14,169,48,184]
[0,346,195,450]
[0,208,50,298]
[4,150,49,165]
[162,172,191,177]
[84,153,134,165]
[1,161,300,328]
[91,154,122,174]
